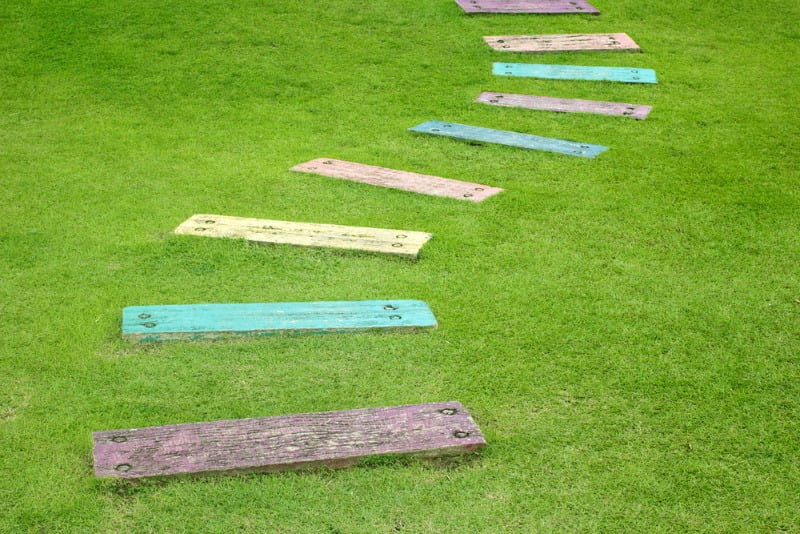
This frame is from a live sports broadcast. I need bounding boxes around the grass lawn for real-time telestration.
[1,0,798,531]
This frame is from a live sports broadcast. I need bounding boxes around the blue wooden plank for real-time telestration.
[123,300,437,342]
[493,62,658,84]
[408,120,607,158]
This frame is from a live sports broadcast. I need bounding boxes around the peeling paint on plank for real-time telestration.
[173,214,432,259]
[291,158,503,202]
[93,402,486,479]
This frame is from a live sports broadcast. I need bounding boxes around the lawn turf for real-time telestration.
[1,0,799,531]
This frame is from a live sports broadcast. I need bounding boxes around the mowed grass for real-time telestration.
[1,0,798,531]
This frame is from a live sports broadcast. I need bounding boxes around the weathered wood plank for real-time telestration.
[476,92,652,119]
[493,62,658,84]
[485,33,640,53]
[122,300,437,342]
[409,120,608,158]
[173,214,432,259]
[93,402,486,479]
[455,0,599,14]
[291,158,503,202]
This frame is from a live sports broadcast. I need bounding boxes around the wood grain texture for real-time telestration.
[291,158,503,202]
[173,214,432,259]
[409,120,608,158]
[122,300,437,342]
[484,33,640,53]
[493,62,658,84]
[93,402,486,479]
[476,92,652,119]
[455,0,599,14]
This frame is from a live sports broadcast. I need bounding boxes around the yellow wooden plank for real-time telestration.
[173,214,432,259]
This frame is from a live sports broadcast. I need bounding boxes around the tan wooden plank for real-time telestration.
[93,402,486,479]
[173,214,432,259]
[484,33,641,53]
[291,158,503,202]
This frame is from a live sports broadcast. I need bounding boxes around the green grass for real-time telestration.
[1,0,798,531]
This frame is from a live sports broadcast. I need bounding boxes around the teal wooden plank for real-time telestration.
[408,120,607,158]
[493,62,657,84]
[123,300,437,342]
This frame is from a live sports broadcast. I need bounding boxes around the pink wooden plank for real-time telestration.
[93,402,486,479]
[476,92,652,119]
[455,0,599,14]
[291,158,503,202]
[484,33,641,53]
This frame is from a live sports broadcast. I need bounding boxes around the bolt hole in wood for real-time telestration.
[453,431,470,438]
[138,313,150,319]
[389,315,402,320]
[383,305,398,310]
[143,322,156,328]
[440,408,457,415]
[111,436,127,443]
[114,463,131,472]
[204,220,216,224]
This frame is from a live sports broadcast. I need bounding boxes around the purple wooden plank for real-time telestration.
[93,402,486,479]
[455,0,599,14]
[291,158,503,202]
[484,33,641,53]
[476,92,652,119]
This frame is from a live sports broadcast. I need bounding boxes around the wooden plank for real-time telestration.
[476,92,652,119]
[454,0,599,14]
[173,214,432,259]
[290,158,503,202]
[122,300,437,342]
[93,402,486,479]
[485,33,641,53]
[409,120,608,158]
[493,62,658,84]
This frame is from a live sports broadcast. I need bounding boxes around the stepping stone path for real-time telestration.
[122,300,438,343]
[94,0,660,480]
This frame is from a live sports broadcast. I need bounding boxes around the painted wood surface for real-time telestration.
[409,120,608,158]
[291,158,503,202]
[493,62,658,84]
[122,300,437,342]
[476,92,652,119]
[455,0,599,14]
[93,401,486,479]
[173,214,432,259]
[484,33,640,53]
